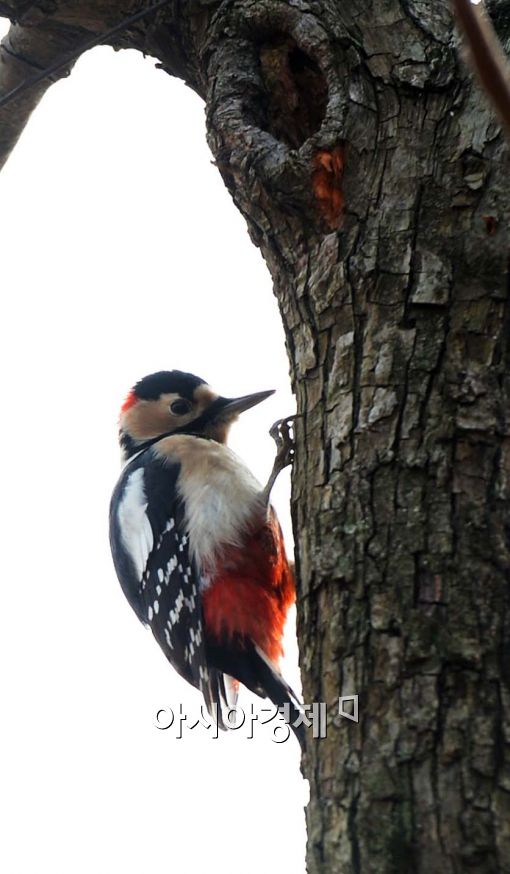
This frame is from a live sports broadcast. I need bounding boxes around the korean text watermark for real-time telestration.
[154,696,358,741]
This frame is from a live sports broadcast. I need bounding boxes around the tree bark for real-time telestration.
[3,1,510,871]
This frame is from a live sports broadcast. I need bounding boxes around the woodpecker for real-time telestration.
[109,370,303,746]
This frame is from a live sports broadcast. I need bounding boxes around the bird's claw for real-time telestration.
[269,415,296,470]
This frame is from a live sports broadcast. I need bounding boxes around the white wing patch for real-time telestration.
[117,467,154,581]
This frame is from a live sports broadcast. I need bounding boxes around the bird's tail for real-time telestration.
[205,637,305,750]
[200,667,237,731]
[251,644,305,751]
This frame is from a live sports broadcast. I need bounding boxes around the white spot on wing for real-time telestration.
[117,467,153,581]
[164,555,178,584]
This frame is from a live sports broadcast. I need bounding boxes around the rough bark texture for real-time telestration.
[3,2,510,872]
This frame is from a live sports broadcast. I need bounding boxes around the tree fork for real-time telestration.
[2,2,510,871]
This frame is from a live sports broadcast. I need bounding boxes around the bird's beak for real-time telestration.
[173,388,276,437]
[215,389,275,418]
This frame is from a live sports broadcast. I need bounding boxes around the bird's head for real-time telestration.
[118,370,274,461]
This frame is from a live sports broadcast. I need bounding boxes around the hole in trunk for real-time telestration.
[259,38,328,148]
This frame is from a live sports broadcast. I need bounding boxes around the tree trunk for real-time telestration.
[3,1,510,871]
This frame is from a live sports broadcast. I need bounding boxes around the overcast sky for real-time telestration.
[0,20,307,874]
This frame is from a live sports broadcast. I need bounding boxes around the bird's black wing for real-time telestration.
[109,448,227,721]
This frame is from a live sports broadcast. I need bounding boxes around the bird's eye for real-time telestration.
[170,399,192,416]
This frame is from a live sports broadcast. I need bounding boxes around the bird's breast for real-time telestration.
[151,435,266,576]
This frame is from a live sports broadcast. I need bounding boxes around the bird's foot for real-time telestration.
[269,415,296,471]
[262,416,296,504]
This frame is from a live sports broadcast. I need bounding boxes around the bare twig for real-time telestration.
[453,0,510,139]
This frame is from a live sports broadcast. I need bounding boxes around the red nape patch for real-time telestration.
[312,146,345,230]
[120,389,138,414]
[202,513,295,664]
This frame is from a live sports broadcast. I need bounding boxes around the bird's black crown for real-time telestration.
[134,370,206,401]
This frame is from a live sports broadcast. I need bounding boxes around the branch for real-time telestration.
[0,1,178,171]
[0,21,82,171]
[453,0,510,139]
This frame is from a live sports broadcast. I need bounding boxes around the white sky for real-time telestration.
[0,21,307,874]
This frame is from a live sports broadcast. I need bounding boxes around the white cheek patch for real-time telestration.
[117,467,154,581]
